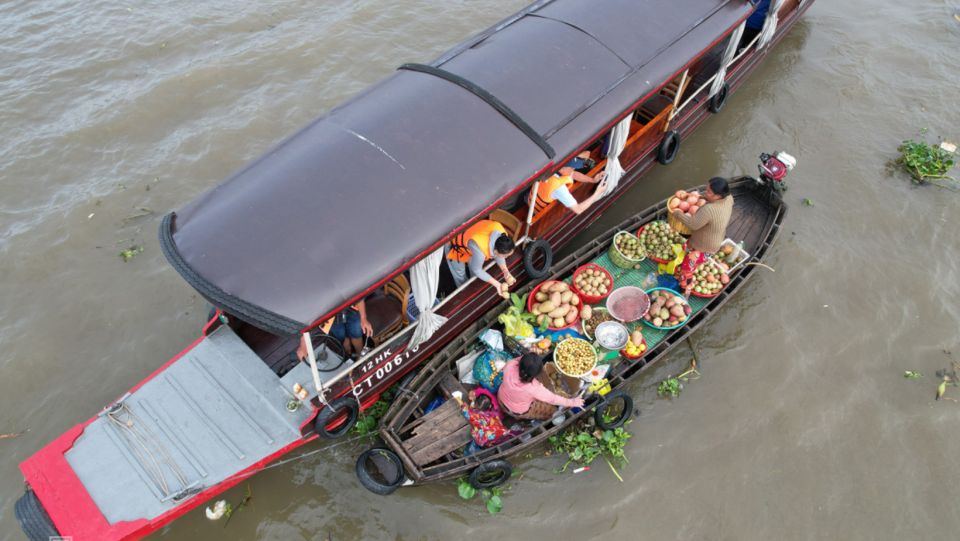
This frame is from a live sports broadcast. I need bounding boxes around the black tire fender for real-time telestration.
[522,239,553,280]
[15,489,60,541]
[469,459,513,489]
[594,390,634,430]
[314,396,360,439]
[356,447,405,495]
[708,81,729,114]
[656,130,681,165]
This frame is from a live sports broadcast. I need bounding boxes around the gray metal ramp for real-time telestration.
[65,326,312,524]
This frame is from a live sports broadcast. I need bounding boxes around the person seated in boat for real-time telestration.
[530,163,609,219]
[498,353,584,420]
[446,219,516,298]
[740,0,771,49]
[297,300,373,362]
[670,177,734,295]
[565,150,597,173]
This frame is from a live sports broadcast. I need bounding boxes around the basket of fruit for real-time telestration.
[689,258,730,298]
[608,231,646,269]
[528,280,583,330]
[571,263,614,304]
[553,337,598,378]
[716,239,749,272]
[641,288,692,330]
[636,221,685,264]
[666,189,707,236]
[581,306,613,339]
[621,329,647,360]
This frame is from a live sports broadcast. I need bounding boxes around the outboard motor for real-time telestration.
[757,151,797,192]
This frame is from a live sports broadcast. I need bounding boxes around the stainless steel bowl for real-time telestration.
[594,320,629,350]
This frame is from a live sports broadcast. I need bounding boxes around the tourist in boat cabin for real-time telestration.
[498,353,584,420]
[446,219,516,298]
[671,176,734,296]
[530,162,609,217]
[296,301,372,362]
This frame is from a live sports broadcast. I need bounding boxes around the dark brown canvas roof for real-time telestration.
[161,0,753,335]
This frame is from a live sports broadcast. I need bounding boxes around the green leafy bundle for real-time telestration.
[897,140,956,185]
[549,424,632,482]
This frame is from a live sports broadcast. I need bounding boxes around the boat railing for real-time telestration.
[314,248,522,396]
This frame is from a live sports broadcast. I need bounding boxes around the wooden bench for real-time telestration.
[401,374,472,466]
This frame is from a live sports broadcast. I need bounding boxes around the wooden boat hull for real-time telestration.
[379,177,786,485]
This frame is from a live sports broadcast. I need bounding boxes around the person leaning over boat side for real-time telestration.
[671,177,734,295]
[446,219,516,298]
[498,353,583,421]
[530,164,609,218]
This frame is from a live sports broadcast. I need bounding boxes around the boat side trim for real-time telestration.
[398,63,556,159]
[159,212,304,336]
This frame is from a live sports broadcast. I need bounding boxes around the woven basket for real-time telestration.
[666,197,692,236]
[608,231,645,269]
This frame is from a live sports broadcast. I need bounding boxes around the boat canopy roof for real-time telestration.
[161,0,753,335]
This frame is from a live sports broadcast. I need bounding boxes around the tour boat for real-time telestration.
[15,0,814,539]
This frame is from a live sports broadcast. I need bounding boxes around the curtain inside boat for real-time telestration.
[758,0,787,48]
[710,21,746,97]
[601,115,633,196]
[408,248,448,350]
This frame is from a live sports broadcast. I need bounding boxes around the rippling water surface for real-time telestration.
[2,1,960,539]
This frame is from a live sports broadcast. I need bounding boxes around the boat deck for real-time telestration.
[63,326,310,524]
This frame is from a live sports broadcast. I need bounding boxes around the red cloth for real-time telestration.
[676,246,707,291]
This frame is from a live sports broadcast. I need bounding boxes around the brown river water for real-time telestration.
[2,1,960,539]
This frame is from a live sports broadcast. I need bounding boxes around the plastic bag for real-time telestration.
[459,389,520,447]
[657,243,685,275]
[472,347,511,392]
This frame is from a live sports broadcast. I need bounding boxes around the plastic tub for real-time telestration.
[571,263,615,304]
[528,280,582,331]
[640,287,691,331]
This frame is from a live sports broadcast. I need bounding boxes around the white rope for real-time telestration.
[758,0,787,49]
[107,403,191,498]
[710,21,746,97]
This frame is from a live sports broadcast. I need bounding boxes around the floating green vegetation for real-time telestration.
[456,477,507,514]
[119,245,144,262]
[351,387,395,436]
[657,376,682,397]
[549,422,632,482]
[897,139,957,188]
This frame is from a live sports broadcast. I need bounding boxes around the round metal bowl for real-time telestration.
[605,286,651,323]
[594,320,629,350]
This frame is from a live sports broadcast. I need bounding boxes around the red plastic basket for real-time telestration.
[620,334,648,360]
[570,263,614,305]
[688,261,727,298]
[527,280,583,331]
[635,224,672,264]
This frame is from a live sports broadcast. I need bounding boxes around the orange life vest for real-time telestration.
[529,174,575,215]
[447,220,508,263]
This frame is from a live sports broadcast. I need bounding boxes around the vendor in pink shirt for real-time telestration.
[498,353,584,420]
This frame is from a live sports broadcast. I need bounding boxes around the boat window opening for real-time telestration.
[526,133,612,232]
[616,93,674,170]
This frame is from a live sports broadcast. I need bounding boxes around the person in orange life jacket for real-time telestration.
[531,163,609,217]
[446,220,516,299]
